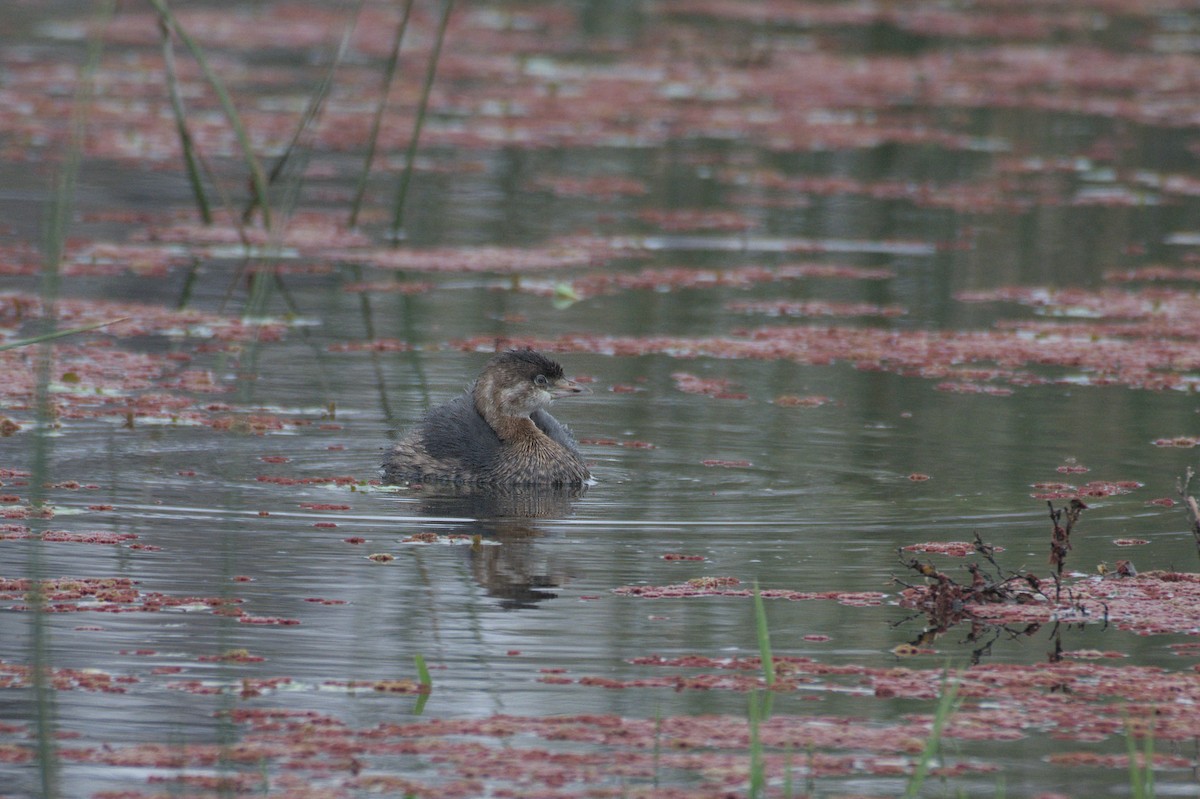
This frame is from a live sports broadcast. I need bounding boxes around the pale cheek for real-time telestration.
[500,385,536,413]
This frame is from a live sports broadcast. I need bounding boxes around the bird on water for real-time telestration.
[383,348,591,486]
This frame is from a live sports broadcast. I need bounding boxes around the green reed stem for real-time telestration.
[241,1,361,224]
[148,0,273,230]
[414,653,432,687]
[390,0,454,240]
[904,669,961,798]
[752,580,775,688]
[1125,715,1155,799]
[159,16,211,224]
[349,0,414,228]
[0,318,128,352]
[412,653,433,715]
[747,689,766,799]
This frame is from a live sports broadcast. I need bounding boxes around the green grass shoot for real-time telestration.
[242,2,361,225]
[747,689,766,799]
[414,653,432,688]
[349,0,415,228]
[148,0,274,230]
[1125,714,1155,799]
[752,580,775,687]
[412,653,433,715]
[158,17,211,224]
[390,0,454,239]
[0,318,129,352]
[903,668,961,798]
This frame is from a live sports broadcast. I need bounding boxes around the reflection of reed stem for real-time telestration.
[32,6,115,796]
[159,17,211,224]
[390,0,454,241]
[149,0,273,230]
[350,0,415,228]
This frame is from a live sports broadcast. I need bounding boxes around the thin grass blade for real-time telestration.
[0,318,129,352]
[148,0,273,229]
[414,653,432,687]
[159,17,211,224]
[752,580,775,687]
[350,0,414,228]
[242,1,362,224]
[904,668,961,798]
[390,0,454,239]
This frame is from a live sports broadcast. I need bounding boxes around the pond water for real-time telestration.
[4,2,1200,798]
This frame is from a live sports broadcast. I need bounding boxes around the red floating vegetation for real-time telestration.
[1,505,54,520]
[41,530,139,545]
[662,553,706,561]
[903,541,1005,557]
[1105,266,1200,284]
[729,299,906,318]
[526,174,648,199]
[1031,479,1142,501]
[339,242,606,275]
[339,281,435,296]
[1061,650,1128,659]
[237,616,301,626]
[0,576,263,623]
[312,522,338,529]
[934,382,1014,396]
[0,659,137,693]
[210,414,287,435]
[299,503,351,511]
[775,394,835,407]
[528,262,894,303]
[447,278,1200,392]
[577,437,658,448]
[671,372,748,400]
[260,456,291,463]
[908,473,931,482]
[256,475,362,486]
[401,532,440,544]
[637,208,757,232]
[324,678,429,694]
[197,648,265,664]
[614,578,884,606]
[342,536,366,544]
[1113,538,1150,547]
[326,339,417,352]
[1153,436,1200,447]
[4,525,141,544]
[903,565,1200,637]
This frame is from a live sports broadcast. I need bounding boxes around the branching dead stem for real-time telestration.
[1176,466,1200,562]
[1048,498,1088,600]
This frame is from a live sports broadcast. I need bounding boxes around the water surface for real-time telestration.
[4,2,1200,797]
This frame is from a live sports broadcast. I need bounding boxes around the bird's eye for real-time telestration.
[534,374,549,387]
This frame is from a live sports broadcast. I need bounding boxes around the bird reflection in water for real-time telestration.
[400,481,588,610]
